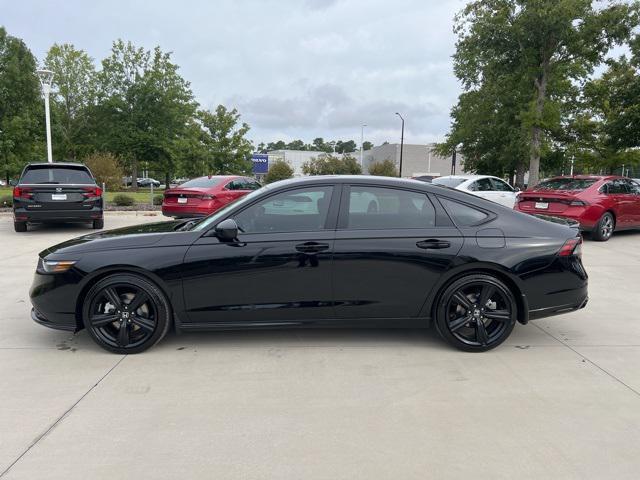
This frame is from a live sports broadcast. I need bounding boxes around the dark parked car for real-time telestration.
[162,175,261,218]
[30,176,587,354]
[13,162,104,232]
[515,175,640,241]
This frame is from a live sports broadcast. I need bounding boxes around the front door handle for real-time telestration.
[416,239,451,249]
[295,242,330,254]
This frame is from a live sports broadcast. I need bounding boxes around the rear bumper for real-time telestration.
[516,207,598,230]
[14,206,103,223]
[528,289,589,321]
[162,204,214,218]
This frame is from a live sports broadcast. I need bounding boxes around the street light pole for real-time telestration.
[37,69,54,163]
[395,112,404,177]
[360,123,367,169]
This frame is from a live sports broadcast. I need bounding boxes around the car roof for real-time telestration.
[435,174,500,181]
[24,162,89,168]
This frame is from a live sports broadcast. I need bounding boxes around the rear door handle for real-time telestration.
[416,239,451,249]
[295,242,330,254]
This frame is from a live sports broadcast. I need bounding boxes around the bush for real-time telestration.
[84,152,123,190]
[153,194,164,206]
[0,195,12,207]
[112,194,135,206]
[264,160,294,183]
[368,159,398,177]
[302,154,362,175]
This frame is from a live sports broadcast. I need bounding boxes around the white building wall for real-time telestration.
[362,143,465,178]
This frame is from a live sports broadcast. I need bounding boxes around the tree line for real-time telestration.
[438,0,640,187]
[0,29,253,189]
[256,138,374,154]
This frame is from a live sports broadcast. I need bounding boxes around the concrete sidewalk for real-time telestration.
[1,213,639,479]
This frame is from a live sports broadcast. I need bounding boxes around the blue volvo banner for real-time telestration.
[252,154,269,174]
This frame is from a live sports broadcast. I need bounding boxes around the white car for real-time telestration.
[432,175,518,208]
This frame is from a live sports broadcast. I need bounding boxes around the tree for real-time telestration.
[0,27,42,184]
[264,159,294,183]
[368,159,398,176]
[302,154,362,175]
[286,139,306,150]
[363,141,373,151]
[266,140,286,151]
[84,152,123,190]
[446,0,638,186]
[198,105,253,175]
[335,140,357,154]
[44,43,97,160]
[311,137,333,153]
[94,40,196,189]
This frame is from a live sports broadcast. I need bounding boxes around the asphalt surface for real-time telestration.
[1,212,639,479]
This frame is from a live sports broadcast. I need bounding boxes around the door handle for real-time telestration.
[295,242,330,254]
[416,239,451,249]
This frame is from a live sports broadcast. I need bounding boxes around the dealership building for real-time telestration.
[263,144,465,178]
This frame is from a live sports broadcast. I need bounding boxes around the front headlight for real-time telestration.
[39,258,77,273]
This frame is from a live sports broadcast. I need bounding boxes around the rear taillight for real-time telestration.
[569,200,588,206]
[13,187,33,199]
[558,237,582,257]
[201,194,216,200]
[83,186,103,198]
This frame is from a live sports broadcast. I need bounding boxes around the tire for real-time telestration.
[592,212,614,242]
[14,221,27,232]
[93,219,104,229]
[82,274,171,354]
[434,274,517,352]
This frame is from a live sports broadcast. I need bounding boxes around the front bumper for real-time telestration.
[29,268,82,332]
[31,308,77,332]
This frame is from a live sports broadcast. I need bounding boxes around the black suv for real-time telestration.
[13,163,104,232]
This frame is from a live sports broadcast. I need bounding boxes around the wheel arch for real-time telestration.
[420,263,529,325]
[74,266,176,331]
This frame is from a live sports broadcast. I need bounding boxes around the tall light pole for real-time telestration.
[395,112,404,177]
[37,69,54,163]
[360,123,367,169]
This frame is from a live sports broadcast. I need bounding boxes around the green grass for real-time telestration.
[0,186,162,204]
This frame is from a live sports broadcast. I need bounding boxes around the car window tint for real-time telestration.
[472,178,494,191]
[347,186,435,229]
[432,177,466,188]
[180,177,224,188]
[234,186,333,233]
[606,180,629,194]
[490,178,514,192]
[440,197,489,226]
[536,178,597,191]
[628,181,640,194]
[21,167,94,185]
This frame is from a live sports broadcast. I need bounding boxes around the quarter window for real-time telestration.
[439,197,489,226]
[346,186,436,229]
[234,186,333,233]
[490,178,514,192]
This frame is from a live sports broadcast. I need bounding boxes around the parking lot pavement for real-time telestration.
[0,213,639,479]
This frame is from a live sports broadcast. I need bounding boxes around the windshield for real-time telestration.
[535,178,597,191]
[21,166,95,185]
[191,186,269,231]
[179,177,225,188]
[432,177,467,188]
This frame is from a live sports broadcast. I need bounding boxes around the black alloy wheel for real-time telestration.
[83,274,171,354]
[592,212,614,242]
[435,274,517,352]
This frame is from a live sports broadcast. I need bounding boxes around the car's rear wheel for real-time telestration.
[82,274,171,354]
[592,212,614,242]
[92,219,104,229]
[14,221,27,232]
[434,274,517,352]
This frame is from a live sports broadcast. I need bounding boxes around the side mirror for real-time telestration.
[214,218,239,241]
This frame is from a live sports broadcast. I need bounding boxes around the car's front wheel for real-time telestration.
[592,212,614,242]
[82,274,171,354]
[434,274,517,352]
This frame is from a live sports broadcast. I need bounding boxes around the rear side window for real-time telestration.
[439,197,489,226]
[347,186,436,229]
[180,177,224,188]
[21,166,94,185]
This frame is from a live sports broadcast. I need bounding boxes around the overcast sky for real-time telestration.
[2,0,467,147]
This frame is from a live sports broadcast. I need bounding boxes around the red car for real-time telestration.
[162,175,261,218]
[515,175,640,241]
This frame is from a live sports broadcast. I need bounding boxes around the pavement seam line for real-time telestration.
[532,323,640,398]
[0,355,127,478]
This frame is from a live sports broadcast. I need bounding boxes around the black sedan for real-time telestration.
[30,176,588,353]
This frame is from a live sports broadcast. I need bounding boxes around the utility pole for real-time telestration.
[36,69,55,163]
[360,124,367,169]
[395,112,404,177]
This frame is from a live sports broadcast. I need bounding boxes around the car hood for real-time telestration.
[40,219,194,256]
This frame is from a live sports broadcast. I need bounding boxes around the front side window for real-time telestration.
[628,180,640,195]
[234,186,333,234]
[346,186,436,229]
[490,178,514,192]
[439,197,489,226]
[470,178,494,192]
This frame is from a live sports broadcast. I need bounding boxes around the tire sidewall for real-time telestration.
[434,274,517,352]
[593,212,614,242]
[82,274,171,354]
